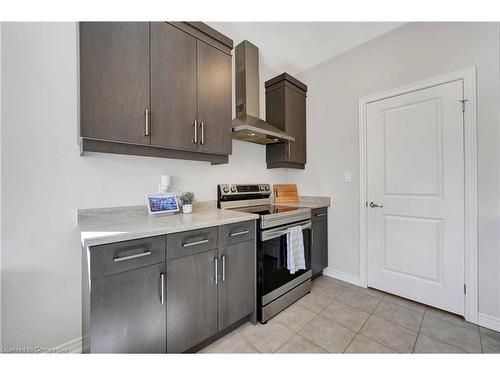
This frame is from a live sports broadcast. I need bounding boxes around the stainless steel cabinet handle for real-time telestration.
[214,258,218,284]
[193,120,198,144]
[287,141,291,158]
[221,255,226,281]
[200,121,205,145]
[311,228,314,246]
[144,108,150,136]
[113,251,151,263]
[229,230,250,237]
[160,273,165,305]
[369,202,384,208]
[181,239,209,248]
[315,213,325,217]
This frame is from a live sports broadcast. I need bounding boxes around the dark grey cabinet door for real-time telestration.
[167,250,218,353]
[218,241,255,330]
[150,23,198,151]
[197,40,232,155]
[286,89,307,164]
[80,22,150,144]
[90,262,166,353]
[311,219,328,276]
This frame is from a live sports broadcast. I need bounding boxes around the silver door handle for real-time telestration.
[287,141,291,158]
[221,255,226,281]
[200,121,205,145]
[181,239,209,248]
[229,230,250,237]
[113,251,151,263]
[315,213,325,217]
[193,120,198,144]
[311,228,314,246]
[144,108,150,136]
[160,273,165,305]
[369,202,384,208]
[214,258,218,284]
[261,220,312,242]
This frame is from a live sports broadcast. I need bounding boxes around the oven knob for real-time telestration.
[223,187,230,193]
[265,186,270,191]
[260,186,265,191]
[231,186,237,193]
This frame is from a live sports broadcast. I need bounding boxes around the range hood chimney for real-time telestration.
[232,40,295,145]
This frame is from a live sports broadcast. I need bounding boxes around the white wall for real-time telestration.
[290,22,500,319]
[0,23,287,349]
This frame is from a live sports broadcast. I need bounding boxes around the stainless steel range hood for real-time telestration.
[232,41,295,145]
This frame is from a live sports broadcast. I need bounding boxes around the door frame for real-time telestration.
[358,67,478,323]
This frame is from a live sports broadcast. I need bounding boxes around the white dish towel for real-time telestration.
[287,226,306,274]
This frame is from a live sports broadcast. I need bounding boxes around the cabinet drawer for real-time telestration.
[311,207,327,222]
[90,236,166,279]
[218,220,255,247]
[166,227,218,260]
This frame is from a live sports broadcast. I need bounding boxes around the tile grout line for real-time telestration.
[342,292,386,353]
[411,306,427,353]
[415,310,477,353]
[479,329,484,353]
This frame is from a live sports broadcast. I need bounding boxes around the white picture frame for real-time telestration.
[145,193,179,215]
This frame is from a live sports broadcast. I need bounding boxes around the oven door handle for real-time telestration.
[260,221,312,242]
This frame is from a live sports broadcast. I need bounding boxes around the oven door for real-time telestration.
[258,219,312,305]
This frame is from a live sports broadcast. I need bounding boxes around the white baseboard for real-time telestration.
[322,267,364,288]
[478,313,500,333]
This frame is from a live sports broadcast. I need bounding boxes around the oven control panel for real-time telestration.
[218,184,271,196]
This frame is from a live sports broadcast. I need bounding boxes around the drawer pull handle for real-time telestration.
[160,273,165,305]
[214,258,218,284]
[113,251,152,263]
[315,213,325,217]
[181,239,209,248]
[221,255,226,281]
[229,230,250,237]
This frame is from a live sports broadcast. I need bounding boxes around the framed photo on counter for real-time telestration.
[145,193,179,215]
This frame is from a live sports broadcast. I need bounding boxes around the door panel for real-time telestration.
[311,219,328,275]
[150,22,198,150]
[218,241,255,330]
[166,250,218,353]
[367,80,465,315]
[197,40,232,155]
[285,89,307,164]
[90,263,166,353]
[80,22,150,144]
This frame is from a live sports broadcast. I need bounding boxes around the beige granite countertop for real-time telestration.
[274,202,329,209]
[79,207,258,248]
[274,196,331,209]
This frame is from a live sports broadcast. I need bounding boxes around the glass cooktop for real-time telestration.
[230,205,300,216]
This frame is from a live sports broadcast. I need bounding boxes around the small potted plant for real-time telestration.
[179,191,195,214]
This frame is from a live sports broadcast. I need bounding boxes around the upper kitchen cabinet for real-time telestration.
[80,22,150,145]
[79,22,233,165]
[197,40,232,155]
[150,22,198,152]
[265,73,308,169]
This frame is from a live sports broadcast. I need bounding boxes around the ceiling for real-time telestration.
[207,22,404,75]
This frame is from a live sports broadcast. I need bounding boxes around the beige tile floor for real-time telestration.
[201,275,500,354]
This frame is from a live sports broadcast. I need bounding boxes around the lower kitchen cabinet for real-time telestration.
[89,262,166,353]
[311,208,328,277]
[218,240,255,330]
[166,249,218,353]
[82,220,256,354]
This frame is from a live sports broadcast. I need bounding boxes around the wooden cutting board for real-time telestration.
[273,184,299,203]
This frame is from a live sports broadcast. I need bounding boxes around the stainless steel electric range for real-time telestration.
[217,184,312,323]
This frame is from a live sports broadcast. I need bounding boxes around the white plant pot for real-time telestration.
[182,204,193,214]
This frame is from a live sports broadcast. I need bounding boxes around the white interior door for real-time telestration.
[366,80,465,315]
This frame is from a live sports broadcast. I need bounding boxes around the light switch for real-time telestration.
[344,172,352,183]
